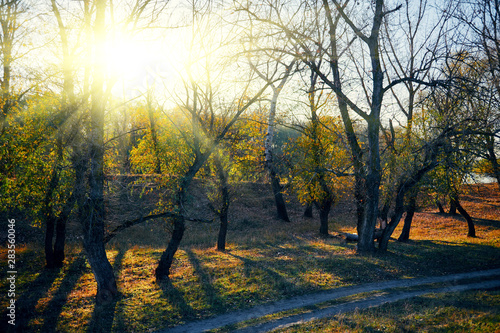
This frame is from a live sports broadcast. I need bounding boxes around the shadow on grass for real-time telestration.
[86,248,126,333]
[428,211,500,230]
[185,249,225,314]
[389,239,500,275]
[1,262,62,332]
[39,254,87,332]
[228,251,299,297]
[472,217,500,229]
[160,279,196,323]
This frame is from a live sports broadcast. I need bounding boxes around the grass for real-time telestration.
[276,290,500,333]
[0,183,499,332]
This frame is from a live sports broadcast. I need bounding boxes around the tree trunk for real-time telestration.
[485,134,500,190]
[155,153,209,282]
[358,170,380,253]
[44,215,56,268]
[0,0,15,133]
[80,0,118,304]
[436,199,445,214]
[155,215,185,282]
[378,188,405,252]
[303,204,313,218]
[452,198,476,237]
[43,157,61,269]
[449,199,457,215]
[322,0,368,250]
[357,1,385,254]
[53,217,67,267]
[83,237,118,303]
[263,65,294,223]
[379,159,438,251]
[217,213,228,252]
[270,169,290,222]
[317,198,333,236]
[53,191,76,267]
[379,199,390,229]
[215,152,230,251]
[398,195,416,242]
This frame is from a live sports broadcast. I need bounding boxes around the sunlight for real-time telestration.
[104,37,146,80]
[102,32,187,94]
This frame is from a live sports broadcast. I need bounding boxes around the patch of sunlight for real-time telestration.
[302,269,341,288]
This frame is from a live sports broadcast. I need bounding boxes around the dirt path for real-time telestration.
[159,268,500,333]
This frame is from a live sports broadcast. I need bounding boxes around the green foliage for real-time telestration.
[0,92,76,226]
[286,115,352,206]
[224,110,267,182]
[128,105,188,176]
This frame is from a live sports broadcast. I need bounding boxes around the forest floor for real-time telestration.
[0,181,499,332]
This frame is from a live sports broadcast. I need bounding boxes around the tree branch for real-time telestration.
[104,211,214,244]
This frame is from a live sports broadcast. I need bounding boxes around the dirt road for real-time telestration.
[160,268,500,333]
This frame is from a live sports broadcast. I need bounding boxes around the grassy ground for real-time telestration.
[276,289,500,333]
[0,182,499,332]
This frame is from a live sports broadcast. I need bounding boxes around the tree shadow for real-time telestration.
[159,279,196,323]
[392,239,500,275]
[185,249,225,314]
[39,253,87,332]
[228,251,299,298]
[472,217,500,229]
[86,248,126,333]
[1,263,63,332]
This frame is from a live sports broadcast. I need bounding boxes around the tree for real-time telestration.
[377,0,453,244]
[455,0,500,189]
[40,0,83,269]
[154,2,271,282]
[0,0,27,133]
[287,58,352,236]
[205,149,232,251]
[244,22,297,221]
[78,0,119,303]
[255,59,295,222]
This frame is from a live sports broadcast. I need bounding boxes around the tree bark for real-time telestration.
[449,199,457,215]
[379,156,439,251]
[436,199,445,214]
[452,197,476,237]
[44,214,56,268]
[53,189,76,267]
[316,197,333,236]
[378,184,405,251]
[270,169,290,222]
[0,0,16,133]
[155,154,208,283]
[263,64,294,223]
[43,154,62,268]
[214,153,230,251]
[81,0,118,303]
[379,199,391,229]
[303,203,313,218]
[217,213,228,252]
[155,215,185,282]
[485,134,500,190]
[53,216,67,266]
[398,195,416,242]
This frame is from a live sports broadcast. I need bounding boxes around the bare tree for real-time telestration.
[454,0,500,189]
[155,1,271,281]
[249,57,296,222]
[237,0,466,252]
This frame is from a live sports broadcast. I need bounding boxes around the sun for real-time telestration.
[102,32,187,93]
[104,37,152,81]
